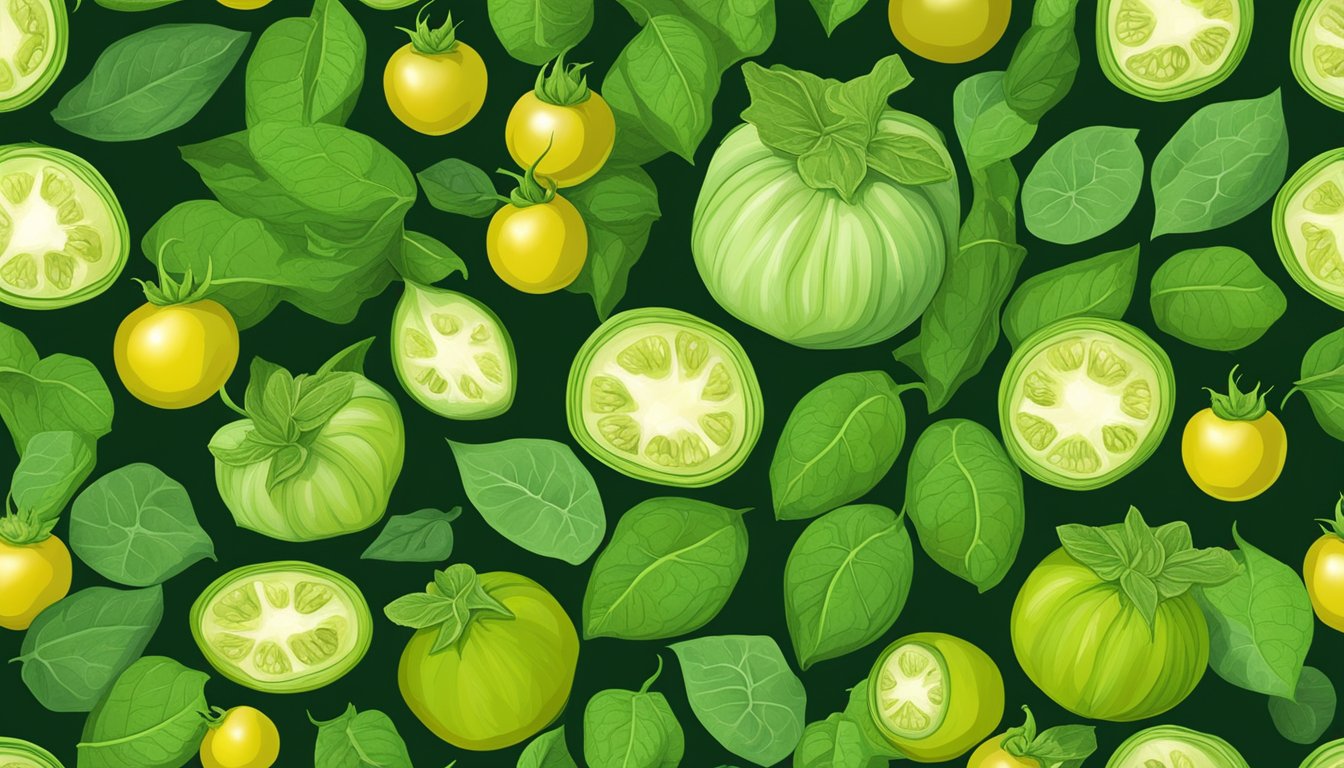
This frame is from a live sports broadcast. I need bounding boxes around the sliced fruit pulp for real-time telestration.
[873,641,947,740]
[1008,329,1160,481]
[0,153,121,303]
[200,570,363,687]
[580,321,748,479]
[1283,157,1344,298]
[1113,738,1220,767]
[1108,0,1240,89]
[0,0,56,105]
[1300,0,1344,98]
[396,287,512,416]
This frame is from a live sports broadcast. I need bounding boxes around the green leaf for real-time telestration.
[52,24,249,141]
[1022,126,1144,245]
[616,0,774,67]
[1196,525,1315,699]
[565,164,662,319]
[76,656,209,768]
[69,463,215,587]
[0,323,114,455]
[1151,91,1290,238]
[784,505,912,670]
[93,0,183,8]
[383,564,513,652]
[392,231,468,285]
[17,586,164,712]
[952,72,1036,169]
[1268,666,1337,745]
[311,704,413,768]
[1003,244,1140,347]
[1285,327,1344,442]
[584,498,747,641]
[418,158,501,218]
[669,635,806,766]
[841,680,905,759]
[905,420,1024,592]
[11,431,96,521]
[360,508,458,563]
[607,15,718,162]
[794,714,886,768]
[518,727,578,768]
[448,438,605,565]
[245,0,366,127]
[1002,2,1081,122]
[866,131,953,186]
[769,371,908,521]
[999,706,1096,768]
[1149,246,1287,352]
[486,0,593,65]
[807,0,868,36]
[583,659,685,768]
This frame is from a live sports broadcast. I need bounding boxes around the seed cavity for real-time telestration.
[598,415,640,454]
[700,412,733,446]
[0,253,36,289]
[589,375,634,414]
[1023,371,1057,407]
[617,336,670,378]
[645,432,709,468]
[1122,380,1153,419]
[1127,45,1191,83]
[1115,0,1155,47]
[417,368,448,395]
[1306,181,1344,215]
[1,172,33,205]
[701,363,734,401]
[1046,339,1084,371]
[213,632,254,661]
[294,581,333,614]
[253,641,293,675]
[43,251,72,290]
[475,353,504,384]
[1195,0,1233,21]
[213,586,261,627]
[263,582,289,609]
[1047,437,1102,473]
[403,329,435,359]
[1087,341,1130,386]
[1190,26,1229,64]
[1015,413,1057,451]
[1303,222,1344,286]
[470,323,490,343]
[39,168,72,205]
[1323,2,1344,38]
[1103,424,1139,453]
[64,225,102,262]
[289,621,342,665]
[676,331,709,377]
[459,374,483,400]
[431,312,461,336]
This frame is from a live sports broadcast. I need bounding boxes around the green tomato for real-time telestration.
[0,144,129,309]
[1273,148,1344,311]
[1105,725,1249,768]
[0,0,67,112]
[358,0,417,7]
[1292,0,1344,112]
[1096,0,1252,102]
[1012,549,1208,721]
[999,317,1174,490]
[0,737,63,767]
[190,561,373,693]
[392,282,516,420]
[866,632,1004,763]
[1301,738,1344,768]
[566,307,764,487]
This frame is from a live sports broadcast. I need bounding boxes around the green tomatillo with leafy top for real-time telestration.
[487,151,588,294]
[966,706,1097,768]
[1182,367,1286,502]
[505,49,615,188]
[384,5,487,135]
[1011,506,1240,722]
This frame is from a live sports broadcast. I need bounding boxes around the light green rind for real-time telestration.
[0,0,67,112]
[0,737,64,767]
[1274,148,1344,311]
[1097,0,1252,102]
[1292,0,1344,112]
[1301,738,1344,768]
[1105,725,1249,768]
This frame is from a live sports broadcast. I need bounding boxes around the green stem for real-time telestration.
[499,141,558,208]
[218,386,248,418]
[534,48,592,106]
[1204,365,1269,421]
[398,2,461,55]
[638,655,664,693]
[1318,495,1344,539]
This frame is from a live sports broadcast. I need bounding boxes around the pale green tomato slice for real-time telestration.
[1293,0,1344,112]
[1301,739,1344,768]
[999,317,1174,490]
[566,307,763,487]
[869,640,947,740]
[1097,0,1252,101]
[392,283,516,420]
[0,737,63,768]
[0,0,65,112]
[0,145,128,308]
[190,561,372,693]
[1105,725,1249,768]
[1274,148,1344,311]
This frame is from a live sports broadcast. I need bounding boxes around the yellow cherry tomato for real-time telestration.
[114,300,240,410]
[967,737,1037,768]
[1306,499,1344,633]
[487,195,588,294]
[384,10,487,136]
[200,706,280,768]
[889,0,1010,63]
[0,535,72,630]
[1180,370,1286,502]
[217,0,272,8]
[505,55,616,188]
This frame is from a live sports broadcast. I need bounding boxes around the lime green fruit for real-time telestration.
[1292,0,1344,112]
[1105,725,1249,768]
[0,737,63,767]
[0,0,67,112]
[1274,148,1344,311]
[1097,0,1252,101]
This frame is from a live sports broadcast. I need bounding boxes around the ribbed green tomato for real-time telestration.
[0,0,67,112]
[1012,549,1209,721]
[1292,0,1344,112]
[1105,725,1249,768]
[1301,738,1344,768]
[1273,148,1344,311]
[1097,0,1252,101]
[0,737,63,767]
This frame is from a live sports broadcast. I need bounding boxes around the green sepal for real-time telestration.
[1000,706,1097,768]
[534,48,591,107]
[399,3,461,55]
[1056,506,1240,629]
[498,144,558,208]
[1317,495,1344,539]
[383,563,514,654]
[0,509,58,546]
[200,706,229,729]
[1205,365,1270,421]
[135,252,216,307]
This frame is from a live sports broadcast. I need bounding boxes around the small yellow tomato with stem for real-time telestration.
[505,50,615,188]
[888,0,1011,64]
[487,155,588,294]
[200,706,280,768]
[1181,367,1287,502]
[0,511,72,630]
[114,264,240,410]
[384,6,487,135]
[1306,496,1344,633]
[967,706,1096,768]
[217,0,272,9]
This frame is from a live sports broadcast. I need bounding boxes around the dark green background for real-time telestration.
[2,0,1341,765]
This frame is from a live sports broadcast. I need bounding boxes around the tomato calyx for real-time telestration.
[135,252,218,307]
[384,563,515,653]
[1056,506,1239,628]
[200,705,231,729]
[498,148,559,208]
[534,48,593,107]
[398,3,461,55]
[0,508,56,547]
[1204,365,1270,422]
[996,705,1098,767]
[1316,494,1344,540]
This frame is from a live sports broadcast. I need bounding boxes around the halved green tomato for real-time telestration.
[190,561,372,693]
[0,0,66,113]
[999,317,1175,490]
[867,632,1004,763]
[392,283,516,420]
[1097,0,1252,101]
[0,737,63,768]
[1293,0,1344,112]
[566,307,763,487]
[1274,148,1344,311]
[1105,725,1249,768]
[1301,739,1344,768]
[0,145,128,309]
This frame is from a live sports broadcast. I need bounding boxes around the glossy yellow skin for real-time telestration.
[218,0,272,8]
[384,42,487,135]
[1181,409,1287,501]
[967,736,1037,768]
[114,300,240,410]
[505,92,616,187]
[889,0,1011,63]
[200,706,280,768]
[486,196,588,294]
[1305,534,1344,633]
[0,536,72,630]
